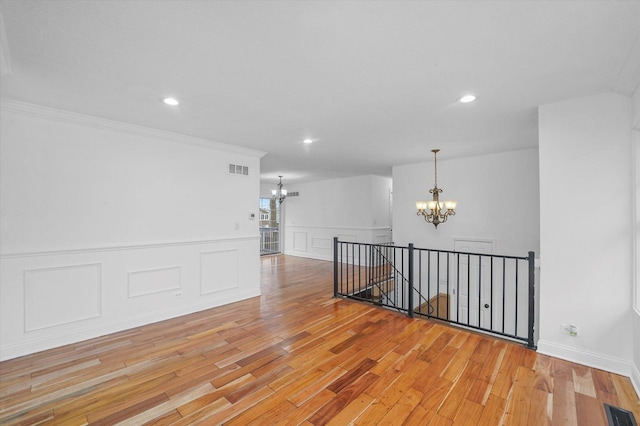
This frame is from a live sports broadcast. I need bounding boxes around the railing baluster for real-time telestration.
[490,257,494,331]
[400,248,405,310]
[357,244,361,296]
[418,251,423,315]
[515,259,519,337]
[502,258,506,334]
[478,255,482,327]
[339,241,343,296]
[437,251,440,318]
[395,247,399,308]
[427,251,431,318]
[467,254,470,325]
[446,253,450,321]
[368,244,372,302]
[456,253,460,323]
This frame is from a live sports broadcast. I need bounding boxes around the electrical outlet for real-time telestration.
[174,291,182,297]
[562,323,578,336]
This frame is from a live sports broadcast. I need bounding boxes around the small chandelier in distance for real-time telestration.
[416,149,457,228]
[272,175,287,204]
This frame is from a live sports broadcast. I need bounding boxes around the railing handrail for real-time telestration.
[415,247,529,261]
[337,239,529,261]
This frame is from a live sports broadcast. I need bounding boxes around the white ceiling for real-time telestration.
[1,1,639,185]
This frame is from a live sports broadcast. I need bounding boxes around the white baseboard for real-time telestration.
[631,362,640,400]
[0,288,260,361]
[537,340,637,386]
[283,250,333,263]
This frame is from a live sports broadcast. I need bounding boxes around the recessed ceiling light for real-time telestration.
[163,97,179,106]
[459,95,476,103]
[303,139,313,144]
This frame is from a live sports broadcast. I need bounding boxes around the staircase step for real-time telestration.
[414,293,449,320]
[372,279,394,297]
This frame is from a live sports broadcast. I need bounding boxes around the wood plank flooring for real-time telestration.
[1,255,638,425]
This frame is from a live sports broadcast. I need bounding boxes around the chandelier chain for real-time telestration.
[434,151,438,187]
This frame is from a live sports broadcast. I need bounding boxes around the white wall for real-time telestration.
[392,148,540,257]
[260,183,275,199]
[0,100,264,360]
[538,92,635,380]
[281,175,392,261]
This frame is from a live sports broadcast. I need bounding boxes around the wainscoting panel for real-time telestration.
[284,226,392,262]
[1,237,260,361]
[200,249,239,295]
[375,234,391,243]
[24,263,102,332]
[311,237,332,250]
[128,266,181,298]
[293,232,308,252]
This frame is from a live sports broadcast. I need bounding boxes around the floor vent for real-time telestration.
[605,404,637,426]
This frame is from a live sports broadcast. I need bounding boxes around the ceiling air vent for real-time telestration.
[228,164,249,176]
[287,191,299,197]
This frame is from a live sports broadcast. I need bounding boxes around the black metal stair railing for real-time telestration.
[333,240,406,313]
[370,243,405,308]
[333,237,537,349]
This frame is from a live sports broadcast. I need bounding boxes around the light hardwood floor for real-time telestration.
[1,255,638,425]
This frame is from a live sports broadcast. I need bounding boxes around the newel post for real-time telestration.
[527,251,536,350]
[333,237,339,297]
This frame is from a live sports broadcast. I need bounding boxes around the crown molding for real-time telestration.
[614,33,640,96]
[0,99,267,158]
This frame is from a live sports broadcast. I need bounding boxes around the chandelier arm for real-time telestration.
[419,211,435,223]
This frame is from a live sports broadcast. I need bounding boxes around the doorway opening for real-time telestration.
[259,197,281,255]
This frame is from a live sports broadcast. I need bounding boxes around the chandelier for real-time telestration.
[415,149,457,228]
[272,175,287,204]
